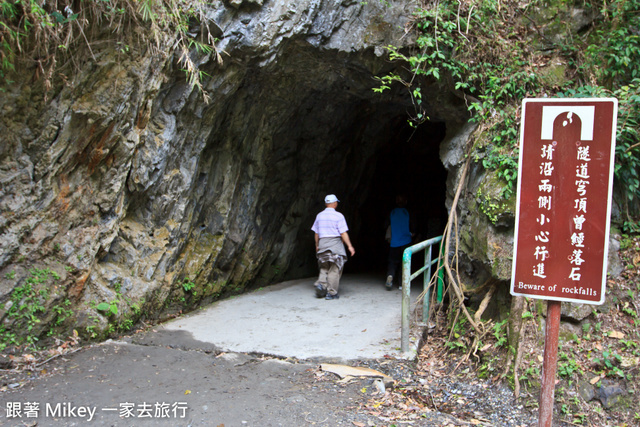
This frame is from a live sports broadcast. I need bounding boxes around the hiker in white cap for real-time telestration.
[310,194,355,300]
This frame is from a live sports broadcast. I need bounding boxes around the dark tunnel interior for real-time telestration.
[348,117,448,275]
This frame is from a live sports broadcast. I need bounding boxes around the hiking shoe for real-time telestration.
[385,275,393,291]
[315,284,327,298]
[325,293,340,300]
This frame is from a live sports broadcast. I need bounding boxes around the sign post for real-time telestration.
[539,300,561,426]
[511,98,618,426]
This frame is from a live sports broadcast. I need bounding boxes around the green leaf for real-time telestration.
[96,302,110,312]
[50,11,65,23]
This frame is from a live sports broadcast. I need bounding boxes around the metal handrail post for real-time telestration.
[400,235,443,354]
[401,249,412,353]
[423,243,433,321]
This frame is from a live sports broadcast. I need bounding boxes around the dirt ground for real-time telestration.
[0,337,457,427]
[0,328,539,427]
[3,342,367,426]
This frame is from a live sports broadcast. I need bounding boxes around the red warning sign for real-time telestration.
[511,98,618,304]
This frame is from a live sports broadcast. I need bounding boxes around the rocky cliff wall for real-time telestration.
[0,0,473,340]
[1,0,619,342]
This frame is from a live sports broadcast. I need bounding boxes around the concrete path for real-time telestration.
[158,274,427,361]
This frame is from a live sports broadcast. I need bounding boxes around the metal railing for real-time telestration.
[401,235,443,354]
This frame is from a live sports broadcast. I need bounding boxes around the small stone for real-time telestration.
[577,380,595,402]
[561,302,593,322]
[596,382,626,408]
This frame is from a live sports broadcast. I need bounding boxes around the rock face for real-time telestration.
[0,0,623,341]
[0,0,470,339]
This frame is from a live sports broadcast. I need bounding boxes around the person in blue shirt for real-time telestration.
[385,194,414,290]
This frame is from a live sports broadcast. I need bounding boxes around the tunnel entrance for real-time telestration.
[179,42,470,288]
[350,118,448,274]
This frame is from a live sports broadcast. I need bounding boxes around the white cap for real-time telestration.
[324,194,339,204]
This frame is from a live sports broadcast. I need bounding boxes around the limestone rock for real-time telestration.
[562,303,594,323]
[596,381,626,409]
[577,379,595,402]
[0,0,435,340]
